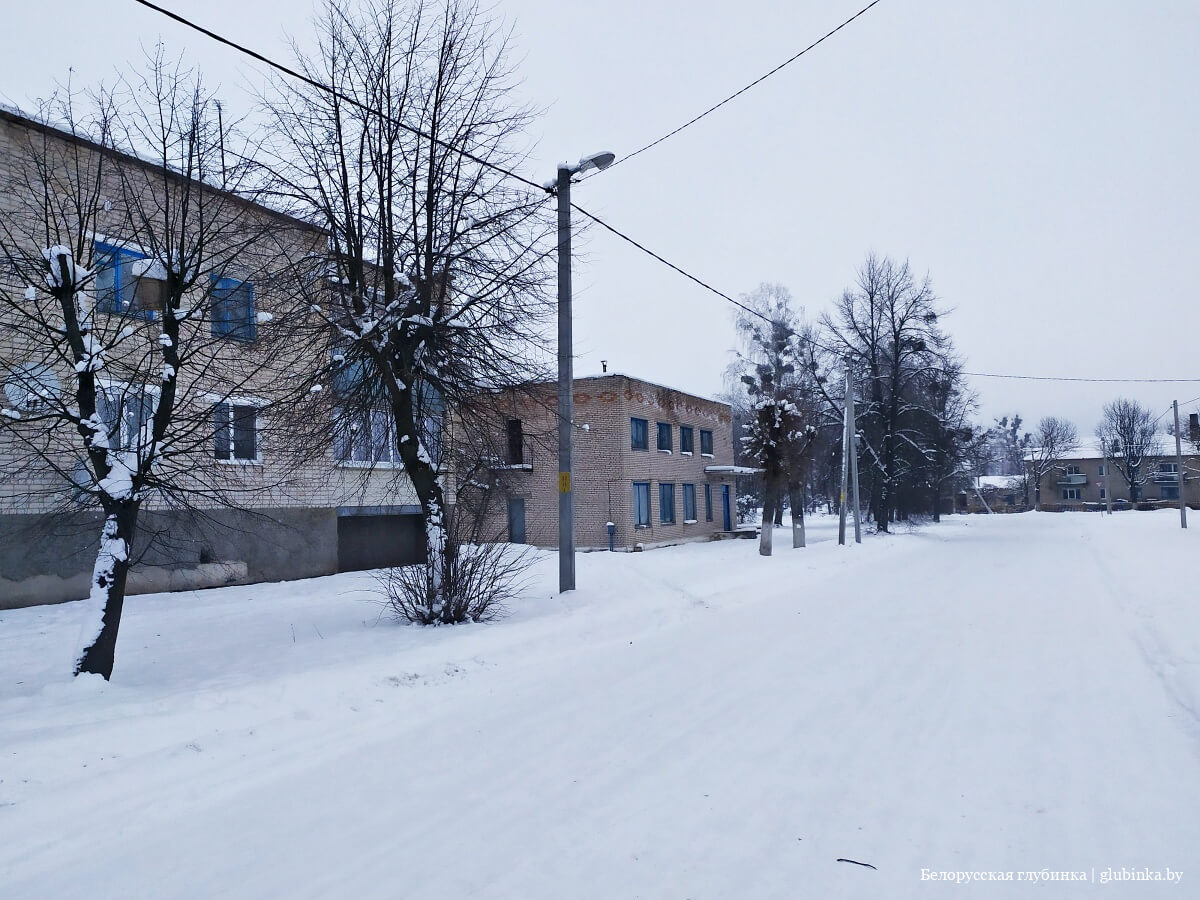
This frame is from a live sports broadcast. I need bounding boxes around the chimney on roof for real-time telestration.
[601,360,608,373]
[1190,412,1199,443]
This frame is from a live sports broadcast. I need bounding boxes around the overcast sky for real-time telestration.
[2,0,1198,437]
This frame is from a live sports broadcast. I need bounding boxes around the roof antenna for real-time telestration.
[601,360,608,373]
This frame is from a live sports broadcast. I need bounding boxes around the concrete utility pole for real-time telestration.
[848,370,862,543]
[556,163,575,592]
[838,366,851,546]
[1173,400,1187,529]
[554,151,615,593]
[1102,444,1113,515]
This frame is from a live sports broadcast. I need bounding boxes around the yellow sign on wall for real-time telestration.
[558,472,571,493]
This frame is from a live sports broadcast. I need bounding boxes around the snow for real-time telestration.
[255,311,274,325]
[2,512,1199,898]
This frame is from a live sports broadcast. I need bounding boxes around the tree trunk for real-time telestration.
[774,503,784,526]
[932,483,942,523]
[759,483,776,557]
[75,503,140,680]
[788,479,805,548]
[1034,477,1042,511]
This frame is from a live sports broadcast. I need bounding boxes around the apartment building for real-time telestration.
[1030,446,1199,509]
[0,108,426,607]
[479,374,739,551]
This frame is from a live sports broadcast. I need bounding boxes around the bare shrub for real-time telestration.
[380,539,530,625]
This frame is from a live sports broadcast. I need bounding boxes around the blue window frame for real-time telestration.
[704,483,713,521]
[631,417,648,451]
[93,241,154,318]
[633,482,650,526]
[659,482,675,523]
[657,422,672,452]
[211,276,256,341]
[680,426,694,454]
[700,429,714,456]
[682,483,696,521]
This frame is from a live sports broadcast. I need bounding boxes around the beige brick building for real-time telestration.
[0,108,426,607]
[1028,446,1199,510]
[479,374,739,551]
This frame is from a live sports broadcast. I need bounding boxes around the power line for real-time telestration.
[961,372,1200,384]
[129,0,546,194]
[609,0,885,171]
[572,203,1200,388]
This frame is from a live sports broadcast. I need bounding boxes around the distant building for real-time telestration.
[1026,446,1198,510]
[473,374,739,550]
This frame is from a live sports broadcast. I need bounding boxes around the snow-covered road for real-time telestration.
[2,512,1197,898]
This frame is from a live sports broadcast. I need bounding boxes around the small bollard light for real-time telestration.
[606,521,615,552]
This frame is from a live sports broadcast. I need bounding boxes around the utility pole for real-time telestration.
[556,163,575,592]
[848,370,862,543]
[1102,444,1113,515]
[838,365,851,546]
[1173,400,1187,529]
[551,150,614,593]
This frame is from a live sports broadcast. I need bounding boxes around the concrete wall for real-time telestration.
[0,507,339,609]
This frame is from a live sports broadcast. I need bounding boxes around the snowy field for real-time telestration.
[2,511,1198,898]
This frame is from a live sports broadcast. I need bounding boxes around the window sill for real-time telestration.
[701,453,714,458]
[681,451,693,457]
[657,449,672,454]
[634,524,651,530]
[659,521,676,526]
[631,446,649,452]
[216,458,263,466]
[683,519,698,525]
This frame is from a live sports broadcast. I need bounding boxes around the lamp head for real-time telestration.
[576,150,616,174]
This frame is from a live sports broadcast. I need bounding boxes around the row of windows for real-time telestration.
[632,481,713,526]
[631,418,713,455]
[1065,486,1181,501]
[1067,462,1180,477]
[93,241,256,342]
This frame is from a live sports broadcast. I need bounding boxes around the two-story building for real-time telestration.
[1029,445,1199,509]
[477,374,738,551]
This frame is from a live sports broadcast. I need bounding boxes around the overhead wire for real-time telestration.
[129,0,547,194]
[607,0,885,171]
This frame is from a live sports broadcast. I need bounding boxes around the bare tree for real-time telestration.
[0,59,318,679]
[263,0,553,620]
[922,365,979,522]
[1096,398,1161,503]
[820,254,952,530]
[1026,416,1079,510]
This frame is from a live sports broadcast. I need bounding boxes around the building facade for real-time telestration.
[1029,449,1199,510]
[479,374,738,551]
[0,108,427,608]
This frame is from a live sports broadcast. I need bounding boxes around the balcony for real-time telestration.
[493,441,535,472]
[1056,473,1087,486]
[1152,471,1185,484]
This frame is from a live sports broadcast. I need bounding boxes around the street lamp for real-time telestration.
[555,150,615,593]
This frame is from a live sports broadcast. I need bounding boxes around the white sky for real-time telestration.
[2,0,1198,437]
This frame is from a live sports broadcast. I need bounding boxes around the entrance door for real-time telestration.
[721,484,732,531]
[507,497,526,544]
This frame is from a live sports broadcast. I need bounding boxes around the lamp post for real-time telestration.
[556,150,615,593]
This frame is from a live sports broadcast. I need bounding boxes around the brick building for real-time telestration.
[479,374,739,551]
[1028,446,1199,510]
[0,107,427,607]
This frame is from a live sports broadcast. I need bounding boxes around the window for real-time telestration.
[682,483,696,522]
[657,422,672,452]
[95,382,155,452]
[700,429,713,456]
[506,419,524,465]
[659,482,675,523]
[334,407,396,465]
[1161,485,1180,500]
[1099,488,1107,500]
[1065,465,1081,475]
[94,241,157,317]
[213,401,258,461]
[631,417,648,451]
[704,483,713,521]
[1097,464,1106,477]
[1061,488,1080,500]
[680,426,694,454]
[633,482,650,526]
[211,276,256,341]
[1159,462,1179,474]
